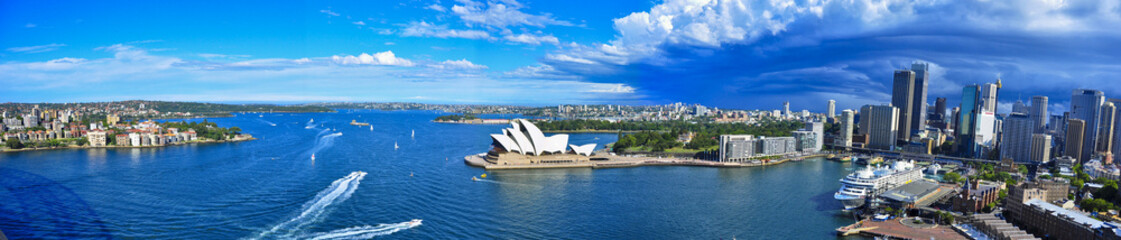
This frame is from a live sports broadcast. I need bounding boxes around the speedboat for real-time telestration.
[311,154,315,161]
[407,219,423,228]
[471,176,479,181]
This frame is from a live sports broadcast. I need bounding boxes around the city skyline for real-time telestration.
[4,1,1121,113]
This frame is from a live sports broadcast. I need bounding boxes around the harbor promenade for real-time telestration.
[464,153,827,170]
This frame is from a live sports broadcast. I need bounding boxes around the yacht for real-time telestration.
[407,219,423,228]
[834,160,924,210]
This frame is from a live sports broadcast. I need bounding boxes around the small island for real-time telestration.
[433,114,510,124]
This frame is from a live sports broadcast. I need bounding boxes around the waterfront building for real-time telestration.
[804,120,824,152]
[792,131,816,153]
[1030,134,1052,164]
[827,100,835,117]
[1065,119,1086,162]
[116,134,129,146]
[862,104,899,150]
[910,63,929,135]
[1100,102,1117,154]
[758,136,796,156]
[1031,96,1048,133]
[1000,113,1034,163]
[892,70,916,142]
[1008,199,1121,240]
[129,132,141,147]
[719,135,755,162]
[839,110,854,148]
[486,119,594,165]
[88,130,107,147]
[1072,89,1105,163]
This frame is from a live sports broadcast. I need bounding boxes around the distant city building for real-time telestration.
[1071,89,1105,163]
[1112,98,1121,157]
[1065,119,1086,162]
[1031,96,1048,133]
[1012,100,1029,114]
[909,63,929,135]
[891,70,916,142]
[1031,134,1052,164]
[1100,102,1117,154]
[827,100,835,117]
[1000,113,1034,163]
[783,102,790,117]
[862,104,899,150]
[839,110,854,148]
[957,82,1000,158]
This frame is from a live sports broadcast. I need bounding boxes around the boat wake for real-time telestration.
[299,221,421,240]
[257,119,277,127]
[248,171,368,239]
[308,132,343,156]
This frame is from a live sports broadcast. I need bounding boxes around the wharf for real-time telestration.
[836,219,967,240]
[464,153,827,170]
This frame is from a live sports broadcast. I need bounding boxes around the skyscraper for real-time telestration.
[1030,96,1048,133]
[1099,102,1117,153]
[840,109,854,148]
[827,100,836,118]
[1000,113,1033,163]
[1071,89,1105,162]
[1031,134,1052,164]
[935,97,947,120]
[1065,119,1086,162]
[1012,100,1029,114]
[910,63,929,134]
[1111,99,1121,157]
[783,101,791,117]
[958,85,980,158]
[862,104,899,150]
[979,82,1000,113]
[892,70,916,142]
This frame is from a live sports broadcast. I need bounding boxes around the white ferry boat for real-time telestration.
[834,160,925,210]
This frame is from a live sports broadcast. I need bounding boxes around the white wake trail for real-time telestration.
[257,119,277,126]
[249,171,368,239]
[308,132,343,156]
[301,221,421,240]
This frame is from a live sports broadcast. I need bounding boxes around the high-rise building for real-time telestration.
[1012,100,1029,114]
[1065,119,1086,161]
[910,63,929,133]
[1099,102,1117,153]
[979,82,1000,113]
[1071,89,1105,162]
[1000,113,1034,163]
[1111,99,1121,157]
[1030,96,1048,133]
[783,101,790,117]
[805,121,824,152]
[827,100,836,118]
[862,104,899,150]
[840,110,854,148]
[719,135,755,162]
[892,70,916,142]
[958,85,980,158]
[935,97,947,120]
[1031,134,1052,164]
[951,107,961,131]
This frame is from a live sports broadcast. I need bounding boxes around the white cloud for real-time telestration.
[451,0,572,28]
[400,21,493,40]
[7,43,66,53]
[502,33,559,45]
[426,4,448,12]
[25,23,37,28]
[319,9,340,17]
[352,21,366,26]
[429,59,488,70]
[587,84,635,93]
[331,51,415,66]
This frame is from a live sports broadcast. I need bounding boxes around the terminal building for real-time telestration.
[486,119,597,165]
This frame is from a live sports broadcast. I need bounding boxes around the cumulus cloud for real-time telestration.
[429,59,488,70]
[503,33,559,45]
[400,21,493,40]
[522,0,1121,110]
[451,0,572,29]
[425,4,447,12]
[331,51,415,66]
[7,43,66,53]
[352,21,365,26]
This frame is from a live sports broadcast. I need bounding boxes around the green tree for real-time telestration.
[6,140,24,149]
[944,172,963,183]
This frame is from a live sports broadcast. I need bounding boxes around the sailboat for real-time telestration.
[311,154,316,161]
[394,141,399,150]
[369,125,373,131]
[411,130,415,138]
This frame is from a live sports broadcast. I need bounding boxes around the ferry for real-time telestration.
[833,160,924,210]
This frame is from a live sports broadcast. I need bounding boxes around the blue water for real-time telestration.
[0,110,861,239]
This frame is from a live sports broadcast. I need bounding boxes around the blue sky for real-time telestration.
[3,0,1121,113]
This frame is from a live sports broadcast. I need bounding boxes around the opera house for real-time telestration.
[486,119,598,165]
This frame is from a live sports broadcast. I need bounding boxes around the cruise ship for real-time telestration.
[834,160,925,210]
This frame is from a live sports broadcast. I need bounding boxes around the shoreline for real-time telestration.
[1,137,257,153]
[464,153,827,170]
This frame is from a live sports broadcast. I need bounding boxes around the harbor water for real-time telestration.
[1,110,863,239]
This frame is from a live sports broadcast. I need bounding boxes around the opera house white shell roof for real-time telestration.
[490,119,596,156]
